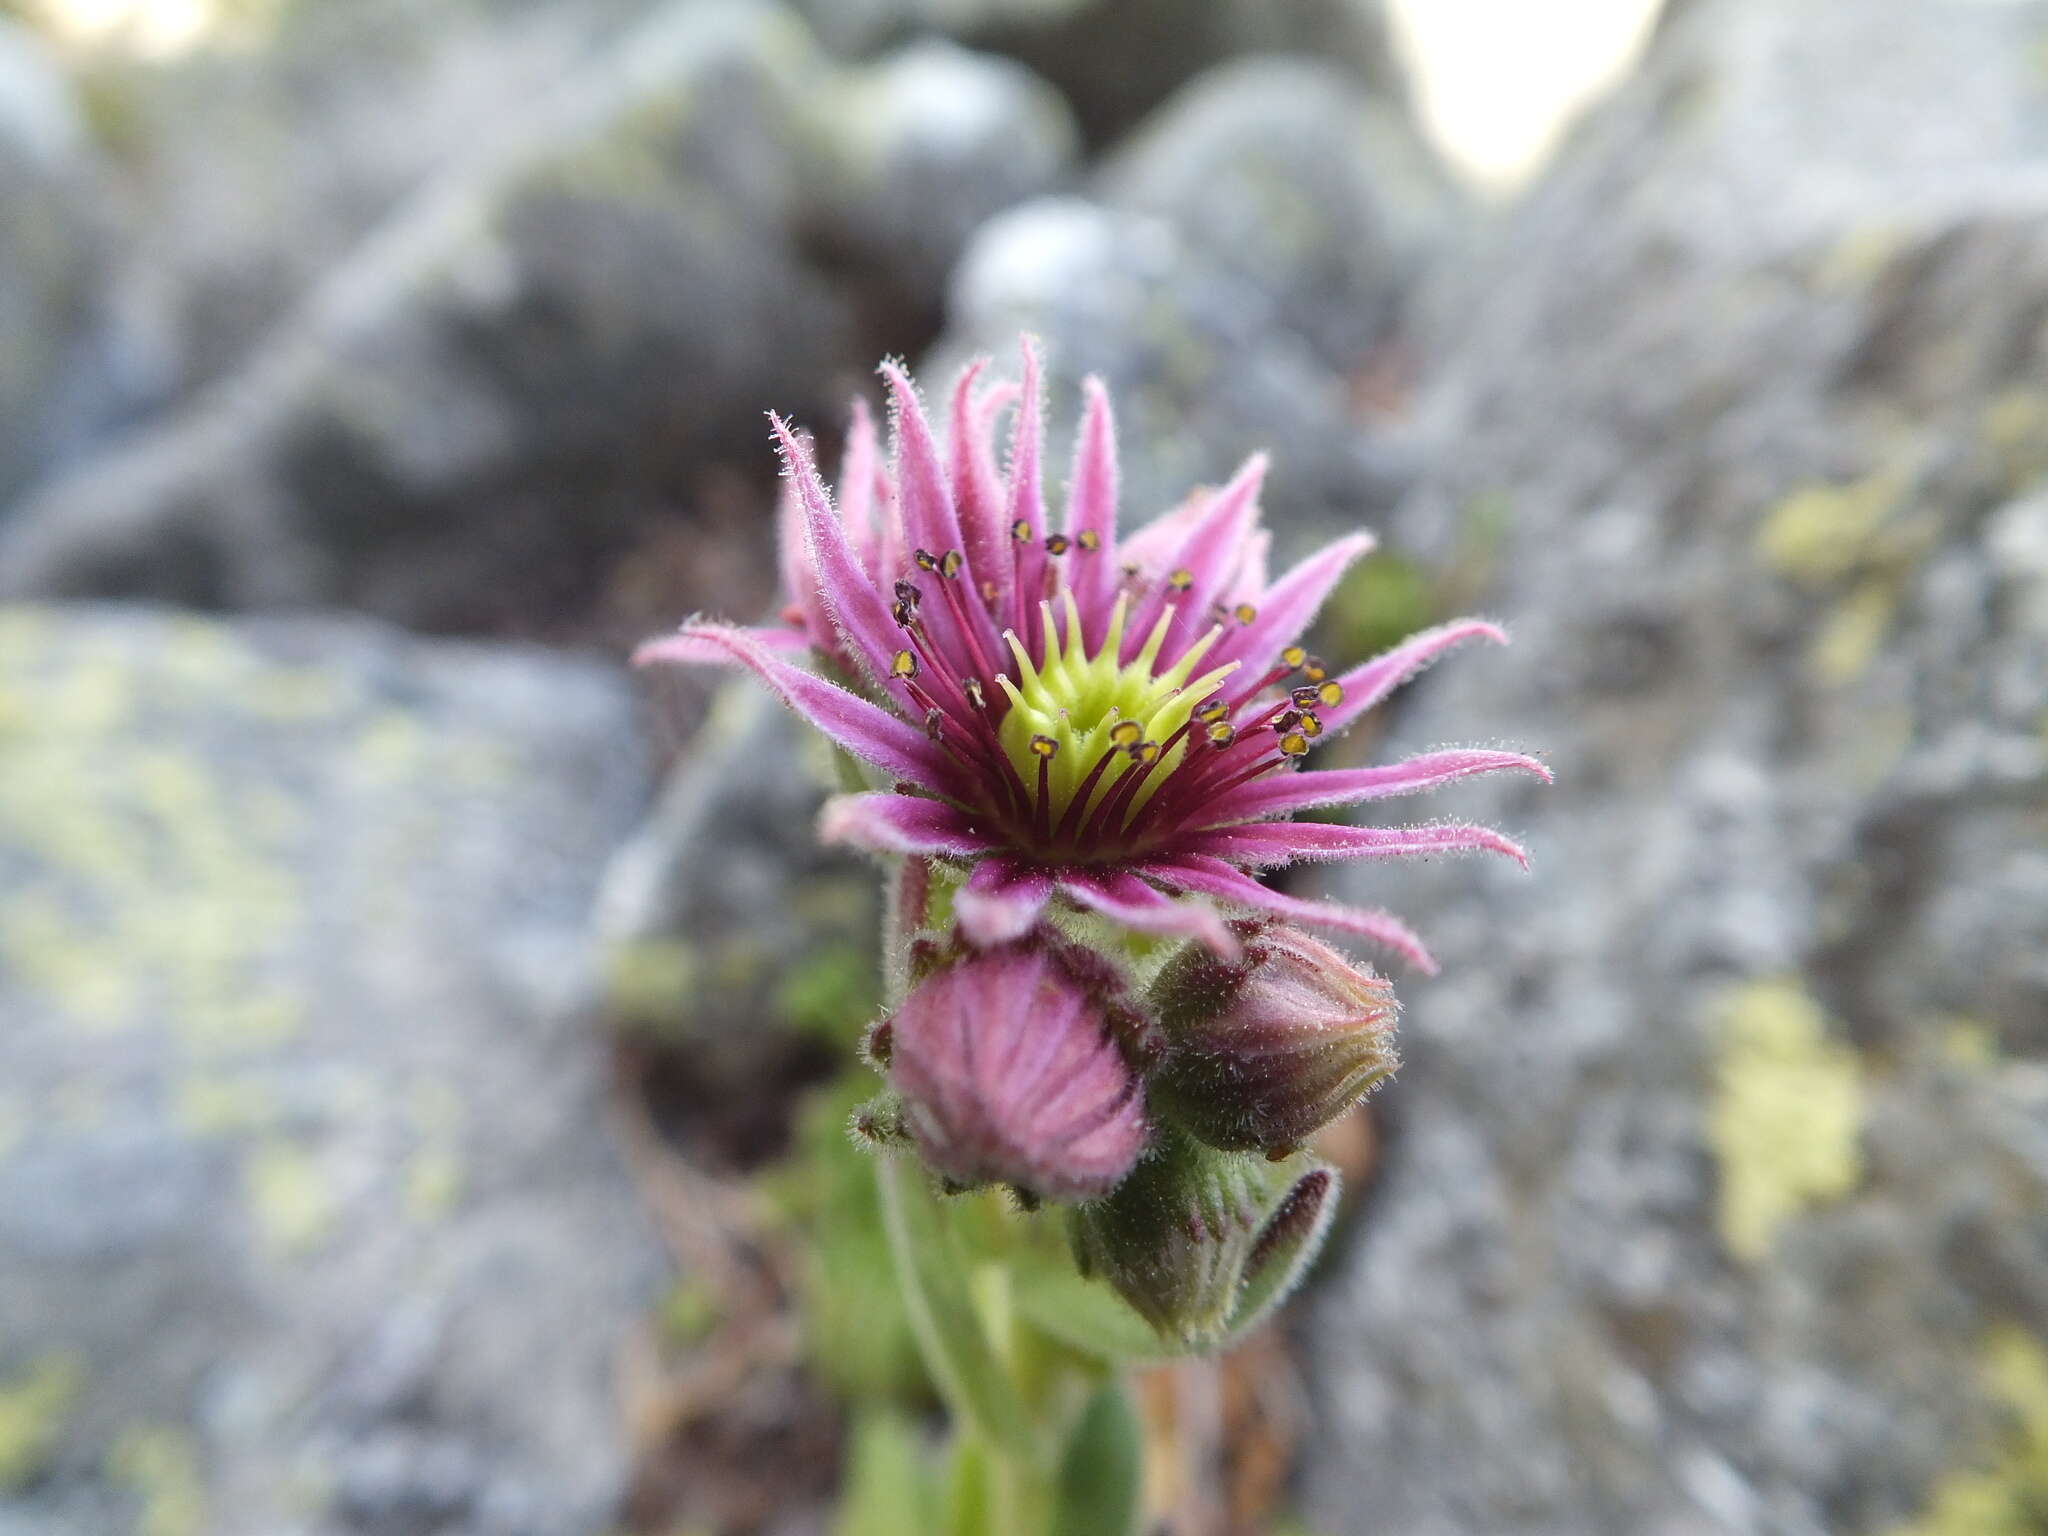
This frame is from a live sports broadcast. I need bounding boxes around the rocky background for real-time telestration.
[2,0,2043,1533]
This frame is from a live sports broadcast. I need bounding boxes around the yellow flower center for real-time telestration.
[996,592,1237,832]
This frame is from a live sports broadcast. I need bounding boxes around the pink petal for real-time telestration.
[1320,619,1509,734]
[838,398,884,579]
[1149,856,1439,975]
[1213,532,1375,681]
[1125,453,1267,664]
[634,623,947,789]
[955,861,1053,946]
[1204,749,1551,822]
[1003,337,1049,638]
[773,469,826,644]
[818,793,997,857]
[772,416,912,698]
[1063,376,1121,643]
[884,360,1006,665]
[1177,819,1531,870]
[949,358,1010,613]
[1057,869,1240,958]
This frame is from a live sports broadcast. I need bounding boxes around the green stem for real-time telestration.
[873,856,1142,1535]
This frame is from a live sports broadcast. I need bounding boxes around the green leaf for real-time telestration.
[836,1409,937,1536]
[941,1436,995,1536]
[1006,1249,1187,1366]
[878,1156,1040,1461]
[1055,1382,1144,1536]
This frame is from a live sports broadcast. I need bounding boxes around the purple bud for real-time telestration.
[1069,1124,1338,1348]
[1148,925,1399,1155]
[887,943,1148,1203]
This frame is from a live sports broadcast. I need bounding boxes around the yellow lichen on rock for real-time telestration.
[0,1353,82,1491]
[1892,1328,2048,1536]
[1757,473,1903,589]
[1707,979,1863,1262]
[108,1425,207,1536]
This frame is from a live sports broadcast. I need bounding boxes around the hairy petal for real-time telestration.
[1213,532,1375,680]
[1003,337,1050,638]
[1063,376,1121,645]
[1320,619,1509,734]
[884,359,1007,665]
[818,793,996,858]
[949,357,1010,606]
[1058,869,1240,958]
[1177,819,1531,870]
[634,623,947,789]
[1204,749,1551,823]
[1150,856,1438,975]
[772,415,908,696]
[1126,453,1267,664]
[955,860,1053,946]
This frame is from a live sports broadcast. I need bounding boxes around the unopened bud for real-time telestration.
[1147,925,1398,1154]
[1069,1124,1338,1349]
[887,943,1147,1203]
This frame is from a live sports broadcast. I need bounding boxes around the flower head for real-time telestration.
[637,339,1546,971]
[881,940,1148,1203]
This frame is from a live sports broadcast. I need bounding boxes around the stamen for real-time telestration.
[1011,519,1033,543]
[1278,730,1310,758]
[914,548,940,572]
[964,677,986,710]
[1128,741,1161,766]
[1298,713,1324,739]
[1290,684,1323,709]
[892,600,915,627]
[1282,645,1308,670]
[1029,735,1060,760]
[1206,721,1237,748]
[1232,602,1258,624]
[1054,742,1125,844]
[980,579,999,602]
[1167,569,1193,591]
[1194,699,1230,724]
[1044,533,1071,556]
[1110,720,1142,748]
[891,650,919,679]
[1316,680,1344,708]
[1273,710,1301,733]
[1077,530,1101,551]
[1302,655,1328,683]
[940,550,964,579]
[895,580,921,609]
[925,708,945,740]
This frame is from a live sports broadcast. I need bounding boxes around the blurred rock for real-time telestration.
[598,680,878,1116]
[928,56,1461,550]
[0,605,661,1536]
[0,0,857,633]
[811,38,1079,316]
[791,0,1405,147]
[1299,2,2048,1532]
[0,19,102,503]
[1098,58,1460,375]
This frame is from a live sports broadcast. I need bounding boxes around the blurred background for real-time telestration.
[2,0,2045,1532]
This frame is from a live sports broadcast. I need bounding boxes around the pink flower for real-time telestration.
[880,941,1148,1202]
[637,339,1545,973]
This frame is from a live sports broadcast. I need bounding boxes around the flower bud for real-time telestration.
[886,942,1147,1203]
[1069,1124,1337,1349]
[1147,925,1398,1155]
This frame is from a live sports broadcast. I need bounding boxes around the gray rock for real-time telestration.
[791,0,1405,147]
[0,20,101,503]
[1098,57,1462,375]
[597,679,879,1090]
[0,605,662,1535]
[928,58,1461,552]
[811,38,1079,311]
[0,1,857,631]
[1297,2,2048,1532]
